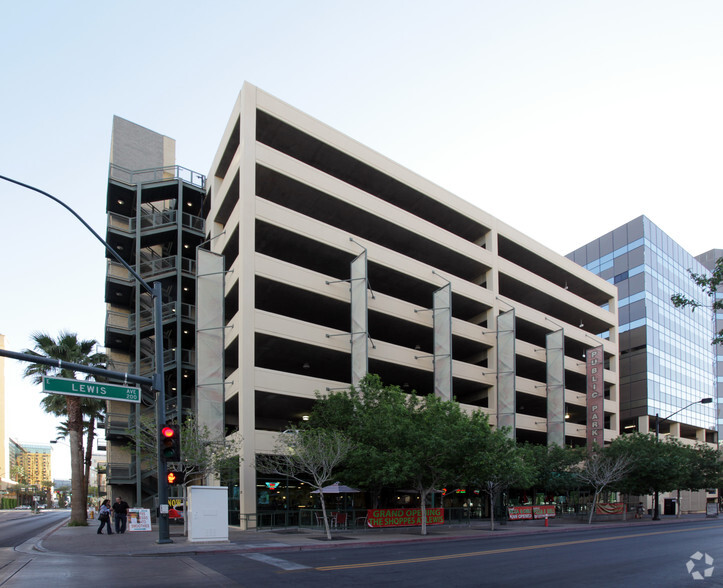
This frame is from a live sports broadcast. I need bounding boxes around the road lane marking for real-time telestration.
[316,524,723,571]
[179,557,237,587]
[243,552,311,570]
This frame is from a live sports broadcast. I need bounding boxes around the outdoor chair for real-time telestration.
[334,512,348,529]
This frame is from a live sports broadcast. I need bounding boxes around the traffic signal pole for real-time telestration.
[0,175,171,544]
[154,281,172,544]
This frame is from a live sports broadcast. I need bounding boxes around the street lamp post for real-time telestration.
[0,175,171,544]
[652,397,713,520]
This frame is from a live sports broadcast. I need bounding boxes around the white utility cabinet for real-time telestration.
[187,485,229,543]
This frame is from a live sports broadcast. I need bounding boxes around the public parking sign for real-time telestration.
[43,376,141,403]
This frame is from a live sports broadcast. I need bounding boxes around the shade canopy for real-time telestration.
[311,482,360,494]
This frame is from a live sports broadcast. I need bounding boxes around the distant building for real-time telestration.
[568,216,716,441]
[695,249,723,437]
[8,438,23,480]
[15,442,52,487]
[89,452,107,498]
[568,216,718,514]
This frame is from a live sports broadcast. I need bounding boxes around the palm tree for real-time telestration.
[22,331,108,525]
[53,400,106,508]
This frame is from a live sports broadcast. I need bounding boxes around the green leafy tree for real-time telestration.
[10,464,25,484]
[671,256,723,345]
[307,375,418,507]
[525,443,585,501]
[606,433,688,518]
[310,375,497,536]
[255,427,351,540]
[676,443,723,516]
[22,331,108,526]
[400,394,475,535]
[464,427,535,531]
[41,480,53,506]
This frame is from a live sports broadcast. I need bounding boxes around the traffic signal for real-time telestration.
[160,423,180,461]
[166,471,181,485]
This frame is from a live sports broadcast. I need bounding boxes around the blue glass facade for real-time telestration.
[568,216,716,435]
[696,248,723,435]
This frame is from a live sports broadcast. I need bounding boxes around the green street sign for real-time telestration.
[43,376,141,403]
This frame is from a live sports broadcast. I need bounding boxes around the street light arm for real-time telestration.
[657,406,690,426]
[658,398,714,427]
[0,174,154,295]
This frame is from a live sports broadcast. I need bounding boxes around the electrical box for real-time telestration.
[187,486,229,543]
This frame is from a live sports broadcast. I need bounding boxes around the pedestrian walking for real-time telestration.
[112,496,130,534]
[635,502,645,519]
[97,499,113,535]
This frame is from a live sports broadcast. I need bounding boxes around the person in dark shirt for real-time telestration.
[112,496,130,534]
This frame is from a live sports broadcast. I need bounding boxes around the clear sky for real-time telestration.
[1,0,721,478]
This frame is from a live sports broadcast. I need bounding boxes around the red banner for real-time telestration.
[533,505,556,518]
[507,505,556,520]
[366,508,444,528]
[595,502,626,515]
[508,506,533,520]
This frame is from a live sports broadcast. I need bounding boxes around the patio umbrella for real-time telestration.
[311,482,361,523]
[311,482,360,494]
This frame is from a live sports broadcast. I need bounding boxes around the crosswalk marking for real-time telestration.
[243,553,310,570]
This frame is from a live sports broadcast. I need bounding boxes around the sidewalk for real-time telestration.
[28,513,719,558]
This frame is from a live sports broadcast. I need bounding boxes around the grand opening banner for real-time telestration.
[366,508,444,528]
[595,502,626,515]
[507,505,556,520]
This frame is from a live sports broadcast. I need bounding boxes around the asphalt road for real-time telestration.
[0,510,68,548]
[2,519,722,587]
[197,521,723,587]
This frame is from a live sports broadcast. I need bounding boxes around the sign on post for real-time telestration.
[43,376,140,403]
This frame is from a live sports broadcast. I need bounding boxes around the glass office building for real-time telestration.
[696,248,723,435]
[568,216,716,442]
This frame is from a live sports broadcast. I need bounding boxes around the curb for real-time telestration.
[35,516,712,558]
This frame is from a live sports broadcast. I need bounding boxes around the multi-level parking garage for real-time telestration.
[202,84,619,523]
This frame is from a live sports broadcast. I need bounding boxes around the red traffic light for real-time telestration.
[167,472,178,485]
[160,424,181,460]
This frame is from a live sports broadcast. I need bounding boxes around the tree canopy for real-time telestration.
[606,433,688,498]
[307,375,542,534]
[256,427,351,540]
[671,255,723,345]
[463,427,535,530]
[307,375,412,506]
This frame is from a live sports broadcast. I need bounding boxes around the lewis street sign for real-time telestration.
[43,376,141,403]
